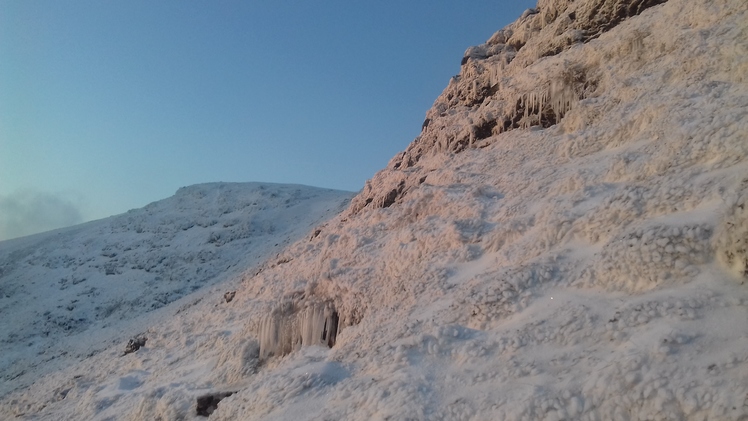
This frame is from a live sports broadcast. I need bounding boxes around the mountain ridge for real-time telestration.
[0,182,353,398]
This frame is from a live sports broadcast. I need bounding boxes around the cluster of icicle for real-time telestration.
[517,78,578,129]
[258,299,340,359]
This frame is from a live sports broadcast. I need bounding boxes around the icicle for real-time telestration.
[259,299,340,360]
[519,89,549,129]
[549,78,576,122]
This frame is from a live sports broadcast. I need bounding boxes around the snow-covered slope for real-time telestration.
[0,182,353,398]
[3,0,748,419]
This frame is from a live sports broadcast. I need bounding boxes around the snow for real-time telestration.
[2,0,748,419]
[0,182,353,399]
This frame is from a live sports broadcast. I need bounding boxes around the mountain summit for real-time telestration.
[3,0,747,419]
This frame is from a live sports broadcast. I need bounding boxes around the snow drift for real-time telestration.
[2,0,748,419]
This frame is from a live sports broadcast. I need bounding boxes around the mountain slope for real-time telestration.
[0,182,353,398]
[3,0,748,419]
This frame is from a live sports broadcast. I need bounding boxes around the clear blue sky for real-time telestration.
[0,0,536,240]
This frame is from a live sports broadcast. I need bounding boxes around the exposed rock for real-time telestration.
[123,336,147,355]
[196,391,235,417]
[348,0,669,215]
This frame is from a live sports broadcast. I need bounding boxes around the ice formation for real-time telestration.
[258,299,339,359]
[516,75,578,130]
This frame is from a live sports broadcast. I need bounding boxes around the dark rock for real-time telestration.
[474,119,498,142]
[196,391,235,417]
[580,0,668,40]
[310,228,322,240]
[323,310,340,348]
[381,189,400,209]
[124,336,147,355]
[224,291,236,303]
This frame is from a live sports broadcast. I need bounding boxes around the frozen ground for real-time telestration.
[2,0,748,419]
[0,182,353,399]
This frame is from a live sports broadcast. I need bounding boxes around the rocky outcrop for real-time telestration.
[123,336,147,355]
[349,0,668,215]
[196,392,235,417]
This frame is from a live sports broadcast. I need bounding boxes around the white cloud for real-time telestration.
[0,190,84,241]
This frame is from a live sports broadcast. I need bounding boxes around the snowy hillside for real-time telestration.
[0,183,353,398]
[3,0,748,419]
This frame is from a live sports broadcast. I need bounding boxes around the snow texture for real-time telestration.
[2,0,748,420]
[0,182,352,398]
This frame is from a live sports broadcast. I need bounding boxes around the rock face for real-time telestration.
[349,0,669,215]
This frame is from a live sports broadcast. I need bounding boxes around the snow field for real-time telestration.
[0,183,352,407]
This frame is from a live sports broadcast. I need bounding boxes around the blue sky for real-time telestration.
[0,0,536,240]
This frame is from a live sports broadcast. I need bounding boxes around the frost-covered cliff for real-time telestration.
[349,0,745,215]
[2,0,747,419]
